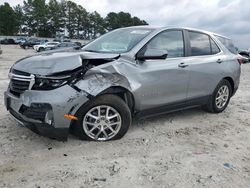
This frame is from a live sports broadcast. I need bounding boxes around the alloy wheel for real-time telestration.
[82,105,122,141]
[215,85,229,109]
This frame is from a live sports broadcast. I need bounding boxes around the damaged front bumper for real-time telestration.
[8,109,69,141]
[4,84,90,141]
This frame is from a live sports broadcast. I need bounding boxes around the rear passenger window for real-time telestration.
[146,30,184,58]
[215,35,237,54]
[210,38,220,54]
[189,31,211,56]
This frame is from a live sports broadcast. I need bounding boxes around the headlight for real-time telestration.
[33,75,71,90]
[32,68,84,90]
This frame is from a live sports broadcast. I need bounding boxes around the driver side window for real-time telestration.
[146,30,184,58]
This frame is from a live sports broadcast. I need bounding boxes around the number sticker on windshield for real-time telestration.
[131,30,151,34]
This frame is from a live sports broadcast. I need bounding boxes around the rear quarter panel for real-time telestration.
[186,53,240,99]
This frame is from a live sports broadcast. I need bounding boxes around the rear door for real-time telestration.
[185,30,225,100]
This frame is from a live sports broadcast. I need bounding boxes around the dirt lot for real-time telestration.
[0,45,250,188]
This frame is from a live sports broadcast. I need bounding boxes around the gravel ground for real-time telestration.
[0,45,250,188]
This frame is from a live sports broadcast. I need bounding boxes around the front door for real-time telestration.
[133,30,190,111]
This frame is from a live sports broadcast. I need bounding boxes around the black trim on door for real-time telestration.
[183,30,191,56]
[134,95,210,119]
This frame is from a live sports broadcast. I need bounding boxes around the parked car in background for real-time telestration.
[239,51,250,63]
[0,38,16,44]
[51,42,81,50]
[4,26,241,141]
[20,38,48,49]
[53,38,71,43]
[0,44,2,55]
[63,39,71,42]
[33,42,60,52]
[74,42,82,47]
[53,39,61,42]
[15,36,27,44]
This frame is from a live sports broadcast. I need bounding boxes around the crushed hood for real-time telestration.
[12,50,120,75]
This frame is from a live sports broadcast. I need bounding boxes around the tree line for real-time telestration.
[0,0,148,39]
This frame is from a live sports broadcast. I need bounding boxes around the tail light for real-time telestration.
[237,58,243,65]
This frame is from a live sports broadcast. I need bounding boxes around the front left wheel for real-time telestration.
[72,94,131,141]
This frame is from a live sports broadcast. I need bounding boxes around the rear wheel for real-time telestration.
[72,94,131,141]
[204,79,232,113]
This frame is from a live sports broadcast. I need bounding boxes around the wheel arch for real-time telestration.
[223,76,235,95]
[69,86,135,132]
[98,86,135,115]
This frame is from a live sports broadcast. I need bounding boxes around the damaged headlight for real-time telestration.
[32,68,85,90]
[33,75,72,90]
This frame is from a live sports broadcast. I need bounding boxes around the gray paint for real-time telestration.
[5,26,241,138]
[13,50,119,75]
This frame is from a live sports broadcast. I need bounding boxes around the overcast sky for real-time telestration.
[1,0,249,49]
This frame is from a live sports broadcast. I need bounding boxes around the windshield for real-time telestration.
[83,28,153,53]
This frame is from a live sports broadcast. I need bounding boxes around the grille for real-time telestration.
[19,104,52,122]
[9,71,35,96]
[9,108,23,122]
[20,105,47,121]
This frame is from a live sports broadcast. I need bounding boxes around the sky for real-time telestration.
[1,0,249,49]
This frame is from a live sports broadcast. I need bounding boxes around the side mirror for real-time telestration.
[137,48,168,61]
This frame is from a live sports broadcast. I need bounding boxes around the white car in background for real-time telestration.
[33,42,60,52]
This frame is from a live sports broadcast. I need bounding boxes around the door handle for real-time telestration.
[217,59,223,63]
[178,62,188,68]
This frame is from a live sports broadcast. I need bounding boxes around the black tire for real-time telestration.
[72,94,131,141]
[204,79,232,113]
[38,47,45,52]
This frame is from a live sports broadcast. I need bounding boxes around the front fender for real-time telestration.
[74,71,132,97]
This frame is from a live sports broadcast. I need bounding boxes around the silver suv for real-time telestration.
[4,27,241,141]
